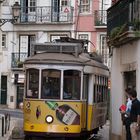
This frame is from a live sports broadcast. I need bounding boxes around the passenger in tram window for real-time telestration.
[97,90,102,102]
[27,89,38,98]
[42,82,51,98]
[27,89,33,97]
[52,81,60,98]
[63,86,72,99]
[63,91,72,99]
[120,88,132,140]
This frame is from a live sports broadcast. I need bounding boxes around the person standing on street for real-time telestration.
[120,88,132,140]
[129,89,140,140]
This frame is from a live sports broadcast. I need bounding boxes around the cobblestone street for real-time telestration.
[0,109,110,140]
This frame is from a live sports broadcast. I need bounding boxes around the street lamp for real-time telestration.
[0,2,20,26]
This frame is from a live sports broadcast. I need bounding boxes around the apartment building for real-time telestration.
[107,0,140,139]
[0,0,111,109]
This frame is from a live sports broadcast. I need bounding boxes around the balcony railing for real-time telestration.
[107,0,140,36]
[18,6,74,24]
[11,52,28,68]
[94,10,107,26]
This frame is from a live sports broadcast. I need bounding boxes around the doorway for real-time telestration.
[1,76,7,105]
[16,85,24,108]
[124,70,136,89]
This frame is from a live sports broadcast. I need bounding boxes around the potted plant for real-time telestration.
[17,60,23,68]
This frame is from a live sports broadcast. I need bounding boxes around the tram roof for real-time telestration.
[24,52,108,70]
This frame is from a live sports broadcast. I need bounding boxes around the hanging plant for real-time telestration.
[110,24,126,39]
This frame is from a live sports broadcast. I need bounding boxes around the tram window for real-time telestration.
[93,75,97,103]
[26,69,39,98]
[106,78,109,101]
[83,75,88,100]
[41,69,60,99]
[63,70,81,100]
[97,76,104,103]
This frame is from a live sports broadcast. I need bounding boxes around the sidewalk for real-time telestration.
[88,120,110,140]
[0,117,23,140]
[99,120,110,140]
[0,106,24,140]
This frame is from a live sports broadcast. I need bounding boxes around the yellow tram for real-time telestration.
[23,38,109,139]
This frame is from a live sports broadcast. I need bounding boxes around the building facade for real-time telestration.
[0,0,111,109]
[107,0,140,139]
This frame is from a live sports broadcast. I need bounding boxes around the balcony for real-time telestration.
[16,6,74,24]
[94,10,107,27]
[107,0,140,47]
[11,53,28,69]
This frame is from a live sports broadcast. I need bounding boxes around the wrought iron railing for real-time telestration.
[94,10,107,26]
[107,0,140,36]
[11,52,28,68]
[19,6,74,23]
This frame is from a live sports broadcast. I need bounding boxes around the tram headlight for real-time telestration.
[45,115,53,124]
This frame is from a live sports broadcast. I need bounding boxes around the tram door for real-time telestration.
[124,70,136,89]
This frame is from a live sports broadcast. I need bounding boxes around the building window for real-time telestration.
[80,0,90,13]
[30,0,36,12]
[61,0,68,6]
[99,34,110,66]
[2,34,6,48]
[78,34,88,40]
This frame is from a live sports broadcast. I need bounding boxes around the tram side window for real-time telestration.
[63,70,81,100]
[93,75,97,103]
[41,69,60,99]
[26,69,39,98]
[97,76,104,103]
[105,77,109,101]
[94,75,108,103]
[83,74,88,100]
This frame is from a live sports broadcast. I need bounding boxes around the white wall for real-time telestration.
[111,39,140,138]
[37,32,48,43]
[38,0,51,7]
[111,48,123,136]
[136,40,140,99]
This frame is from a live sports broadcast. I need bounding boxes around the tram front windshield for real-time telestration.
[26,69,81,100]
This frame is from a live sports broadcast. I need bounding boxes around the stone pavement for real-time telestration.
[99,120,110,140]
[0,117,23,140]
[0,106,24,140]
[88,120,110,140]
